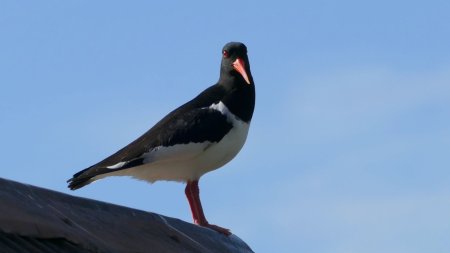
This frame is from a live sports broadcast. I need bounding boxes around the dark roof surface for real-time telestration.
[0,178,254,253]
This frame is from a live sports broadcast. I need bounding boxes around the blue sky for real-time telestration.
[1,1,450,252]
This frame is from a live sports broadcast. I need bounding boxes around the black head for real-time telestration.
[219,42,254,86]
[215,42,255,122]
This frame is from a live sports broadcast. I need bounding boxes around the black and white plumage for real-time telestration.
[68,42,255,235]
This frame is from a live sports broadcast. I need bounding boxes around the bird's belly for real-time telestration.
[196,121,250,174]
[126,121,250,183]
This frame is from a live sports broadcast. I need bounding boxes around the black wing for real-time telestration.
[67,105,232,189]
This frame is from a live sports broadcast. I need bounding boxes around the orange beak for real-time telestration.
[232,58,251,84]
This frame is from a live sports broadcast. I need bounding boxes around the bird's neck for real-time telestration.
[192,80,255,123]
[219,82,255,123]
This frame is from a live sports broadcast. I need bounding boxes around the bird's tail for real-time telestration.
[68,158,145,190]
[67,168,96,190]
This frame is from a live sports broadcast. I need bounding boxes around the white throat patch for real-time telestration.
[208,101,239,122]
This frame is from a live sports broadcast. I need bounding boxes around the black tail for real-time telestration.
[67,167,95,190]
[67,158,145,190]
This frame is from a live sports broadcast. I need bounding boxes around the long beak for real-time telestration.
[232,58,251,84]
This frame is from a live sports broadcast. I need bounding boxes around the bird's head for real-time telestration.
[220,42,253,86]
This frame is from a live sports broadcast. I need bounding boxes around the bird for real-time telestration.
[67,42,255,236]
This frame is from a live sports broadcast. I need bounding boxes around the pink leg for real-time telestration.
[185,180,231,235]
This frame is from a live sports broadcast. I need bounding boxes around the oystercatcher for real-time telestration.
[68,42,255,235]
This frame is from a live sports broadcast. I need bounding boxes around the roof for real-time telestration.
[0,178,254,253]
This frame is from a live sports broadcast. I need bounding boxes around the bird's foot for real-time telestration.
[196,220,231,236]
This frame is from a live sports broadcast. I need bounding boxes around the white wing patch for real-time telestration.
[106,161,127,170]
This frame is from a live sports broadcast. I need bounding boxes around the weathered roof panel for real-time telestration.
[0,178,254,253]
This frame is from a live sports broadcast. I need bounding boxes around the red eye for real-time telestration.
[222,50,229,58]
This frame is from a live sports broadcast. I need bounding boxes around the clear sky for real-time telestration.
[1,1,450,252]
